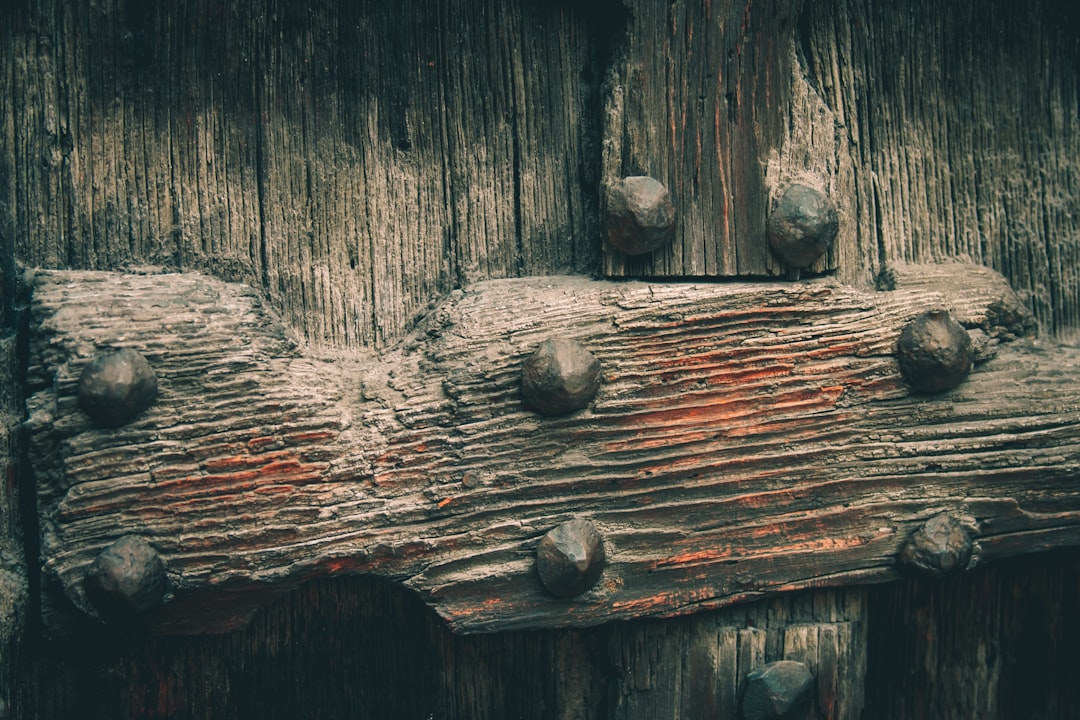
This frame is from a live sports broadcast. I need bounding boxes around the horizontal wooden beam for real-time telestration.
[25,265,1079,634]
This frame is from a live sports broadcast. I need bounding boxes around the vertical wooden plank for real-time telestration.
[602,0,810,279]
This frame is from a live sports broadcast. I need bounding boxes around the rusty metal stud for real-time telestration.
[896,310,972,394]
[536,518,605,598]
[767,184,838,269]
[78,348,158,426]
[741,660,815,720]
[521,338,601,416]
[605,176,677,256]
[85,535,168,617]
[898,514,974,577]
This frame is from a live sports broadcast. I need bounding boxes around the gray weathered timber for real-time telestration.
[4,1,1079,350]
[601,0,1080,346]
[2,0,601,349]
[24,265,1080,635]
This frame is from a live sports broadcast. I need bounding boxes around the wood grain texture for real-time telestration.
[5,0,1079,348]
[2,0,601,350]
[600,0,1080,347]
[24,265,1080,635]
[798,0,1080,338]
[601,0,816,278]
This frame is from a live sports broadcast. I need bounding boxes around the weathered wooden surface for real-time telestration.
[601,0,1080,342]
[1,0,602,349]
[4,0,1079,348]
[601,0,809,278]
[24,264,1080,635]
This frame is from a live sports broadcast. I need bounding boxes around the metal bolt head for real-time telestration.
[78,348,158,426]
[767,184,839,269]
[896,310,972,394]
[85,535,167,616]
[899,514,973,577]
[741,660,815,720]
[605,176,677,256]
[521,338,601,416]
[536,519,605,598]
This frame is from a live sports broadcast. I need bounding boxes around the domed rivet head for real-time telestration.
[536,519,605,598]
[767,184,839,269]
[605,176,677,256]
[521,338,601,416]
[85,536,168,617]
[896,310,972,394]
[898,514,973,577]
[740,660,815,720]
[78,348,158,426]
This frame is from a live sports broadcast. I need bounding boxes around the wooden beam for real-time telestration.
[25,264,1080,634]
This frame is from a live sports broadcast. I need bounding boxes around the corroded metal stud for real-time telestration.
[78,348,158,426]
[605,176,677,256]
[896,310,972,394]
[85,535,168,617]
[767,184,839,269]
[521,338,601,416]
[741,660,815,720]
[536,518,605,598]
[898,514,974,577]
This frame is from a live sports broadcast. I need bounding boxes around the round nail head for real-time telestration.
[536,519,605,598]
[521,338,601,416]
[767,184,839,269]
[741,660,815,720]
[896,310,972,394]
[899,514,973,577]
[78,348,158,426]
[85,535,168,616]
[605,176,677,256]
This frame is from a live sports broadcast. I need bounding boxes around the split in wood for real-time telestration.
[898,514,974,577]
[521,338,601,416]
[78,348,158,426]
[766,184,839,269]
[740,660,815,720]
[536,519,605,598]
[896,310,973,394]
[604,176,677,256]
[84,536,168,619]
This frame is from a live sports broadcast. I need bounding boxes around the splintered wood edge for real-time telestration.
[25,267,1080,635]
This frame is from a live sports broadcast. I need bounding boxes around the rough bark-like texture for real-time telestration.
[24,265,1080,637]
[1,0,602,349]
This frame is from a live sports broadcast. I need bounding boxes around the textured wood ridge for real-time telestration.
[24,265,1080,635]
